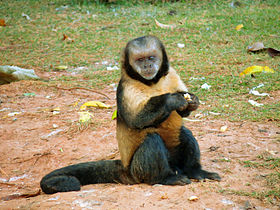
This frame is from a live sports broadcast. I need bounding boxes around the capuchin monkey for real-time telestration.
[40,35,221,194]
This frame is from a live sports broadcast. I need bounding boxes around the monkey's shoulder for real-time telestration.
[121,67,187,98]
[157,67,188,93]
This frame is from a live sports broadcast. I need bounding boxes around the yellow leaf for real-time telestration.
[80,101,110,110]
[239,66,275,76]
[55,65,68,70]
[52,107,60,111]
[112,110,117,120]
[220,125,228,132]
[78,111,93,123]
[235,24,243,31]
[263,66,275,73]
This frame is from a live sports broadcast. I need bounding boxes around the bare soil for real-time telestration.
[0,73,279,209]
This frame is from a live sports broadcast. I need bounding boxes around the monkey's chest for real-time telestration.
[157,111,183,149]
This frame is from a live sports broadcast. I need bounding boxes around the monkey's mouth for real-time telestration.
[142,71,157,80]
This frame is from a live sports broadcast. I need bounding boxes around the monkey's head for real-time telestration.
[122,35,169,85]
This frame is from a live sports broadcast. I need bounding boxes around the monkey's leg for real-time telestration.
[40,160,129,194]
[170,127,221,181]
[130,133,191,185]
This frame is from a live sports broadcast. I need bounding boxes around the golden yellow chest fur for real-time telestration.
[117,68,188,167]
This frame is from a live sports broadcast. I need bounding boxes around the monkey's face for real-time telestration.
[128,37,163,80]
[132,55,162,80]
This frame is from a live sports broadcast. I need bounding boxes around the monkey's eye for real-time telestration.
[137,58,145,62]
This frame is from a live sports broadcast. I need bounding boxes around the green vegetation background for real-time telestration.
[0,0,279,122]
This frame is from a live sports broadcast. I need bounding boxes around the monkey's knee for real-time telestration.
[130,133,173,184]
[40,175,81,194]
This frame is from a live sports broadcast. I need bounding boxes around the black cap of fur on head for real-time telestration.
[122,35,169,86]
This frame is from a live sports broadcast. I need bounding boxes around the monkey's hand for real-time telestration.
[185,92,199,111]
[166,92,188,112]
[176,92,200,117]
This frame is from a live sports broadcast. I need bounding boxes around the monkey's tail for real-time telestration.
[40,160,133,194]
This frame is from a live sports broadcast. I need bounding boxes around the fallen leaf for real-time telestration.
[80,101,110,110]
[0,19,6,26]
[62,34,68,40]
[22,13,31,21]
[54,65,68,70]
[78,111,93,123]
[52,107,60,115]
[209,146,220,152]
[220,125,228,132]
[112,110,117,120]
[267,48,280,57]
[209,111,221,116]
[52,107,60,111]
[248,99,263,107]
[106,66,119,71]
[177,43,185,48]
[247,42,265,52]
[249,83,269,96]
[155,19,176,30]
[62,34,74,42]
[194,113,204,118]
[7,112,21,117]
[235,24,243,31]
[239,66,275,76]
[201,83,211,90]
[266,149,277,155]
[160,193,168,199]
[249,90,269,97]
[53,124,59,128]
[188,195,198,201]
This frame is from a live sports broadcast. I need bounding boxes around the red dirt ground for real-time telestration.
[0,74,279,209]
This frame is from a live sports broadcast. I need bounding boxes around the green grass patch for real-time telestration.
[231,153,280,204]
[219,187,280,205]
[0,0,279,122]
[242,153,280,169]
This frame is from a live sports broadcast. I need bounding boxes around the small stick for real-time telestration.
[0,167,8,177]
[52,85,111,99]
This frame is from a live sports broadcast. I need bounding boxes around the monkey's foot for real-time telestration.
[161,174,191,186]
[187,169,221,182]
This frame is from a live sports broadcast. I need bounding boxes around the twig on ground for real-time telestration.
[51,85,111,99]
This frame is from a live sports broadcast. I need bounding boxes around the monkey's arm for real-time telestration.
[118,91,187,129]
[176,92,200,117]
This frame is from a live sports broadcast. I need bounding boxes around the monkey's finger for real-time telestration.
[177,103,188,111]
